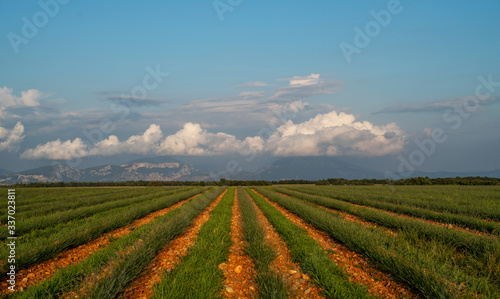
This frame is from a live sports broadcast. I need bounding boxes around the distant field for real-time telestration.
[1,185,499,298]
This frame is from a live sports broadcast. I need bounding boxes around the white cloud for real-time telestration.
[264,111,405,156]
[158,122,240,156]
[0,122,25,152]
[288,73,320,87]
[20,111,406,159]
[20,138,87,160]
[0,87,42,108]
[90,124,164,156]
[0,87,44,119]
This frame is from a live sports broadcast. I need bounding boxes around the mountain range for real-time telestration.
[0,156,499,184]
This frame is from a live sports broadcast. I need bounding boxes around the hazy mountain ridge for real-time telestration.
[0,156,210,184]
[0,156,498,184]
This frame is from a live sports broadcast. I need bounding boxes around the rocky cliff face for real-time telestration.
[0,156,209,184]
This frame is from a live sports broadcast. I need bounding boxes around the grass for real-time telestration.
[0,187,189,239]
[0,187,207,273]
[288,185,500,221]
[152,187,235,299]
[274,186,500,261]
[237,187,288,299]
[254,187,500,298]
[2,185,499,298]
[3,187,180,223]
[277,186,500,290]
[280,186,500,235]
[9,187,226,299]
[246,188,373,299]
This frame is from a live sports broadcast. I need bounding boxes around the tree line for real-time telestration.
[3,176,499,188]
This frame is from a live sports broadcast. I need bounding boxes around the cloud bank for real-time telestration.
[21,110,405,160]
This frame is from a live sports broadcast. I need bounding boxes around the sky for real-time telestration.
[0,0,499,176]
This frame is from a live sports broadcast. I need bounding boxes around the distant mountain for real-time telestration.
[1,155,499,184]
[0,156,211,184]
[254,156,383,180]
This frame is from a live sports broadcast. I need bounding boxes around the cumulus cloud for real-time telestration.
[0,122,25,152]
[0,87,43,119]
[21,110,406,160]
[158,122,240,156]
[0,87,41,108]
[264,111,405,156]
[20,138,87,160]
[90,124,164,156]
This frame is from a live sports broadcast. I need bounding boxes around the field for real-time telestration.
[1,185,499,298]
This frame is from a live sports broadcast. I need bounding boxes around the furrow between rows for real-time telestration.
[219,190,259,298]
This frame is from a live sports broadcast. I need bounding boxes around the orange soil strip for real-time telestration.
[256,190,417,299]
[120,189,228,299]
[219,191,258,298]
[0,193,201,294]
[246,190,326,299]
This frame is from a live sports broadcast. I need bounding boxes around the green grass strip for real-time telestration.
[237,187,288,299]
[152,187,236,299]
[255,187,500,298]
[246,188,373,299]
[9,187,225,299]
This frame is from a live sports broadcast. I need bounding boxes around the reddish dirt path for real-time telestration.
[246,190,326,299]
[254,190,417,299]
[119,189,228,299]
[0,193,201,295]
[219,190,259,298]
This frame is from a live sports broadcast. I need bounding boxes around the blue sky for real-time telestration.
[1,0,499,175]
